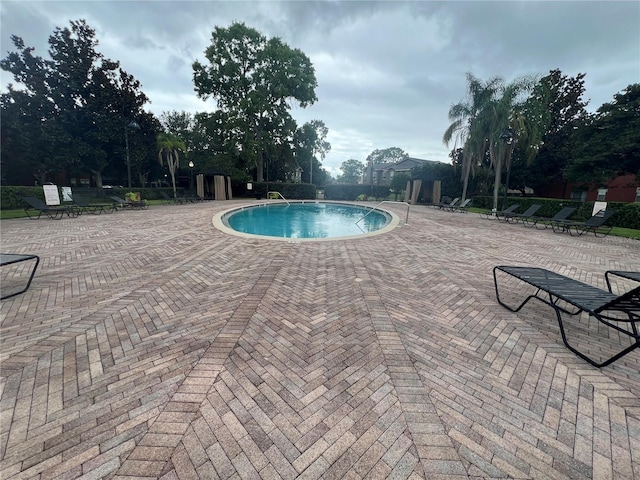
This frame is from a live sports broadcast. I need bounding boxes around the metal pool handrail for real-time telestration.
[267,191,290,205]
[356,201,410,226]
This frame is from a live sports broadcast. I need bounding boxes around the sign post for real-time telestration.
[43,185,61,206]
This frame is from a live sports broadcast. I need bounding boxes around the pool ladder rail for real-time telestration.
[356,200,410,226]
[267,191,290,205]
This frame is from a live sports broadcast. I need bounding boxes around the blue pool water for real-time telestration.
[223,202,392,239]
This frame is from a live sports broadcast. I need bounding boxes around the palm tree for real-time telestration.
[477,76,537,211]
[443,73,503,201]
[157,133,186,199]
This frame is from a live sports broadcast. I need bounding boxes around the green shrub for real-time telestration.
[0,186,186,209]
[324,184,390,201]
[249,182,316,200]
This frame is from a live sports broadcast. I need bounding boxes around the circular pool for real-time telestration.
[213,202,398,241]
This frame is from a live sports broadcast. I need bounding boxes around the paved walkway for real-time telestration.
[1,200,639,480]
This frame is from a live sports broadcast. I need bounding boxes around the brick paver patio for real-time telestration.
[1,200,638,479]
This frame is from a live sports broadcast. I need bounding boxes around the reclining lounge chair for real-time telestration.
[436,197,459,210]
[605,271,640,294]
[494,265,640,367]
[521,206,576,230]
[72,194,115,215]
[110,195,149,210]
[481,204,520,220]
[430,196,450,208]
[451,198,472,213]
[20,196,78,220]
[552,209,615,237]
[160,191,190,204]
[1,253,40,300]
[497,204,541,223]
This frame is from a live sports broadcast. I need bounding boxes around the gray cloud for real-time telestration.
[2,0,638,177]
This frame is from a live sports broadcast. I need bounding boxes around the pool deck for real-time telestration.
[1,200,639,480]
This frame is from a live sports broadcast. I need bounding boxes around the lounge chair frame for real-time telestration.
[493,266,640,367]
[20,196,78,220]
[521,207,576,230]
[160,191,191,204]
[451,198,472,213]
[430,196,450,209]
[437,197,459,211]
[72,194,115,215]
[110,195,149,210]
[552,210,614,237]
[481,204,519,220]
[497,204,541,223]
[1,253,40,300]
[605,271,640,293]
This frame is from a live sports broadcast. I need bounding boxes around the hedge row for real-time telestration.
[470,195,640,230]
[323,184,390,201]
[247,182,316,200]
[0,186,187,210]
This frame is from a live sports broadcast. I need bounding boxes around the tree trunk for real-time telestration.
[91,169,103,189]
[461,154,472,201]
[256,121,264,182]
[138,171,149,188]
[169,164,177,198]
[492,156,503,212]
[257,151,264,182]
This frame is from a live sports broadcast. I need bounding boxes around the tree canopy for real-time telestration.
[366,147,409,164]
[0,19,151,187]
[294,120,331,184]
[337,159,365,184]
[567,83,640,183]
[192,22,318,182]
[516,69,589,193]
[443,70,639,203]
[443,72,538,209]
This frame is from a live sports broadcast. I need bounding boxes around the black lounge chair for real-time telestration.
[110,195,148,210]
[442,197,464,212]
[160,191,190,204]
[0,253,40,300]
[451,198,472,213]
[552,209,615,237]
[436,197,459,210]
[19,196,78,220]
[497,204,541,223]
[431,196,451,208]
[521,206,576,229]
[494,266,640,367]
[71,194,115,215]
[481,203,520,220]
[605,271,640,294]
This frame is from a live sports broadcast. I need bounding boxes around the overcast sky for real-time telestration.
[1,1,639,177]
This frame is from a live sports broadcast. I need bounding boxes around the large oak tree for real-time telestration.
[192,23,317,182]
[1,20,151,188]
[568,84,640,183]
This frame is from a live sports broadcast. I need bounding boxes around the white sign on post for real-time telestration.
[61,187,73,202]
[43,185,61,206]
[592,201,607,216]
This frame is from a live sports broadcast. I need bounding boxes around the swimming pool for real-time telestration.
[213,202,398,241]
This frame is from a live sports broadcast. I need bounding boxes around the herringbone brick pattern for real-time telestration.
[1,201,638,479]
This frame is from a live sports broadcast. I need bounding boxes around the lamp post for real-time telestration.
[188,160,194,192]
[500,128,514,211]
[124,121,140,189]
